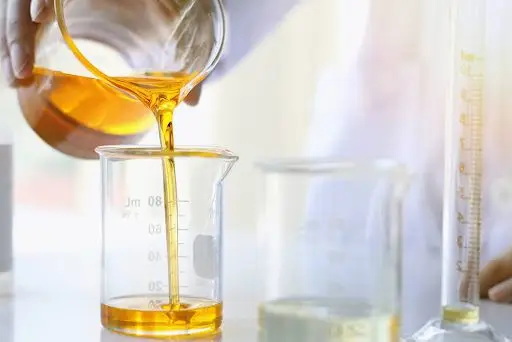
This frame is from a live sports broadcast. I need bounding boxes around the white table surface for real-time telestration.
[1,206,512,342]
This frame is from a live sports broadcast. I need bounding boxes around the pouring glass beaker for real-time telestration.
[96,145,238,339]
[18,0,225,159]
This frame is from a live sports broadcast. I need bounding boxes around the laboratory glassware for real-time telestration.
[256,159,408,342]
[406,0,509,341]
[96,146,238,339]
[17,0,225,159]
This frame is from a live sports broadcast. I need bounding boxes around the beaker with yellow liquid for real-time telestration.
[20,0,225,159]
[97,146,238,339]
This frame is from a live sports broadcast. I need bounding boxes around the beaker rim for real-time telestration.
[255,158,408,177]
[95,145,239,161]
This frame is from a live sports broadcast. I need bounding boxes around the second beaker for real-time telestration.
[97,146,238,338]
[256,159,409,342]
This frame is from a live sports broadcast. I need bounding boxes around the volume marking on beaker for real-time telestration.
[148,251,163,262]
[148,299,164,310]
[148,281,166,292]
[148,196,163,207]
[148,223,163,235]
[125,197,141,208]
[121,210,139,219]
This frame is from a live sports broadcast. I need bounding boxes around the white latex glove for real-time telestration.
[0,0,52,84]
[480,249,512,303]
[0,0,207,105]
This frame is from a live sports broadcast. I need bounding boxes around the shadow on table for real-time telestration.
[0,300,13,342]
[100,329,221,342]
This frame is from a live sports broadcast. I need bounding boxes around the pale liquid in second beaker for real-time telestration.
[258,297,399,342]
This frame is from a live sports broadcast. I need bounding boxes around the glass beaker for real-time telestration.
[18,0,225,159]
[256,159,409,342]
[96,146,238,339]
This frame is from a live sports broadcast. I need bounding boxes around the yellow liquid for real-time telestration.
[101,296,222,338]
[104,70,197,309]
[442,305,479,325]
[17,67,154,159]
[259,298,399,342]
[98,71,220,337]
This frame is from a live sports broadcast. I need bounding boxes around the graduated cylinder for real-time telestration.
[256,159,408,342]
[441,0,486,326]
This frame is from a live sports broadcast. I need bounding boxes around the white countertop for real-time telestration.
[1,207,512,342]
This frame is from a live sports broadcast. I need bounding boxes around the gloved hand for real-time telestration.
[480,249,512,303]
[0,0,202,105]
[0,0,49,84]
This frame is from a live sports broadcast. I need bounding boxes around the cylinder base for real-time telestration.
[405,318,510,342]
[101,295,222,339]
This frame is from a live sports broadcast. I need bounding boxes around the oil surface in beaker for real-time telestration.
[258,297,399,342]
[101,295,222,338]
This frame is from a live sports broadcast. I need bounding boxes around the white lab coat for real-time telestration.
[303,2,512,320]
[221,0,512,313]
[221,0,512,257]
[304,1,512,325]
[210,0,298,81]
[306,0,512,263]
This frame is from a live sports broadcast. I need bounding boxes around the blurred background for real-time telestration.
[4,1,512,339]
[2,0,512,257]
[0,0,372,253]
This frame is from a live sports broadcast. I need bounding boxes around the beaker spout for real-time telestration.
[218,157,238,184]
